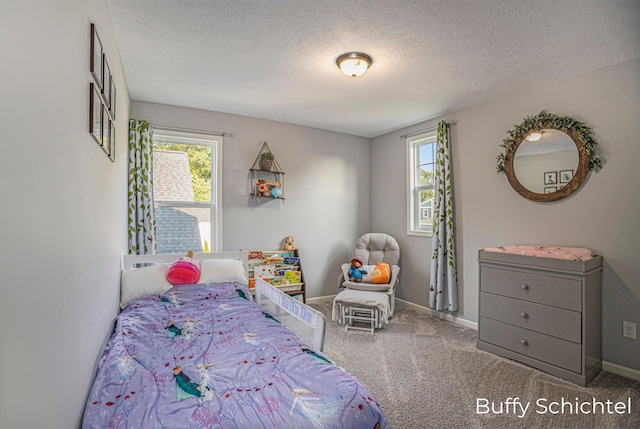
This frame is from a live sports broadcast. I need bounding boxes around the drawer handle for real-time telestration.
[520,312,528,319]
[520,339,528,346]
[521,284,529,290]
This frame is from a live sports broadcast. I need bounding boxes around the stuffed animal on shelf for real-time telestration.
[270,186,283,198]
[256,180,271,197]
[348,258,366,282]
[285,235,296,251]
[255,179,282,197]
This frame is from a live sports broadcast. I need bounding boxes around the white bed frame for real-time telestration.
[255,277,325,351]
[122,251,249,272]
[121,252,326,351]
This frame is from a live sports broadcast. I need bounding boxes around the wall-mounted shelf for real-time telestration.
[250,142,285,202]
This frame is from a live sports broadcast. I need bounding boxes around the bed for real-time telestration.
[82,251,389,429]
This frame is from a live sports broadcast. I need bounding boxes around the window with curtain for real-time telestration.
[407,129,437,236]
[152,129,222,254]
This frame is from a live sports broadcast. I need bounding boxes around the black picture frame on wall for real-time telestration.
[90,24,103,89]
[89,83,102,145]
[101,103,110,155]
[544,171,557,185]
[560,169,573,183]
[110,79,116,119]
[109,120,116,162]
[102,54,111,109]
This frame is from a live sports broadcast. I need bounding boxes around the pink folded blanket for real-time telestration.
[484,245,595,261]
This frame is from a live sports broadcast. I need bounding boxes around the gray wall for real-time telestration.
[0,1,130,428]
[131,101,372,298]
[371,58,640,371]
[1,3,637,427]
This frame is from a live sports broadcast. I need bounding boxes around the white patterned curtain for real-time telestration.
[127,119,156,254]
[429,121,458,311]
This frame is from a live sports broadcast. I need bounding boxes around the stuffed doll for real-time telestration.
[166,251,201,285]
[348,258,366,282]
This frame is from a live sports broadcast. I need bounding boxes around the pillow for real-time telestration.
[166,255,201,285]
[120,264,172,308]
[370,262,391,284]
[359,265,378,283]
[199,259,248,284]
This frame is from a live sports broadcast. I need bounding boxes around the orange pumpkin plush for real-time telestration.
[370,262,391,284]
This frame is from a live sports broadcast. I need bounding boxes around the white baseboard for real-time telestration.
[395,298,478,330]
[306,294,336,304]
[602,361,640,381]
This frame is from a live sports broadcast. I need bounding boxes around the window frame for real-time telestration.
[152,128,223,253]
[407,129,437,237]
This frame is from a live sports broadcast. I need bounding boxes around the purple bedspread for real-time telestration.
[83,282,389,429]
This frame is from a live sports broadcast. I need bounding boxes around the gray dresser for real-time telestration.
[477,249,602,386]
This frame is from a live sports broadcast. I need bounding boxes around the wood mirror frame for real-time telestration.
[498,111,602,203]
[504,126,589,202]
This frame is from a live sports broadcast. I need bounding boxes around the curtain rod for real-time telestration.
[152,124,236,138]
[398,120,456,139]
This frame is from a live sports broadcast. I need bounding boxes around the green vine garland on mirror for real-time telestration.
[496,110,602,174]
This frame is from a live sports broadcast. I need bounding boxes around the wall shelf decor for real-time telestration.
[89,23,116,162]
[250,142,285,202]
[496,110,602,202]
[90,24,103,89]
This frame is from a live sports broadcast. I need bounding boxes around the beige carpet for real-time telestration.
[309,299,640,429]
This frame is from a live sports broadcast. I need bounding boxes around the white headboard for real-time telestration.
[122,251,248,274]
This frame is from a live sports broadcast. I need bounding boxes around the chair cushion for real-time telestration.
[342,280,392,292]
[332,289,391,324]
[354,233,400,265]
[353,264,375,282]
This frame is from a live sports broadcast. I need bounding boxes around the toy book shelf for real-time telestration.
[247,249,306,302]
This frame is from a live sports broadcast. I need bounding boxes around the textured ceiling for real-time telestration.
[107,0,640,138]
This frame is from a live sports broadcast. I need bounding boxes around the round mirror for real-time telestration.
[513,129,578,193]
[503,127,590,202]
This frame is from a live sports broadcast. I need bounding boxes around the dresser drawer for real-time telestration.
[479,317,581,373]
[480,266,581,311]
[480,292,581,342]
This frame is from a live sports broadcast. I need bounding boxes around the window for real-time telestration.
[407,130,437,236]
[152,129,222,254]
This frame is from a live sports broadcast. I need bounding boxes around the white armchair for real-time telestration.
[337,233,400,316]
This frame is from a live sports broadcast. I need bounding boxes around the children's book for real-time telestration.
[284,271,301,284]
[254,264,275,278]
[283,256,299,266]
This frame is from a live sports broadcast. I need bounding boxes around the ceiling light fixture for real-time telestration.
[525,131,544,142]
[336,52,372,78]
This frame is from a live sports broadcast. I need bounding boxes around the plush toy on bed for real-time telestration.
[166,251,201,285]
[348,258,366,282]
